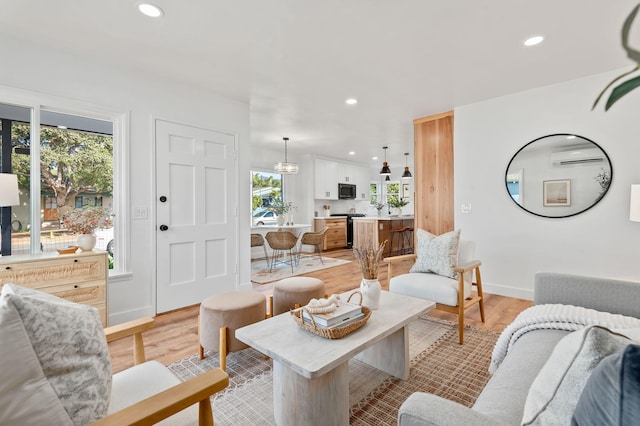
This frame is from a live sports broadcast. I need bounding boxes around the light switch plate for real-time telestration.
[461,204,472,214]
[133,206,148,220]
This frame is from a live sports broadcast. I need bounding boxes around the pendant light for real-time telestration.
[402,152,412,179]
[274,137,299,174]
[379,146,391,175]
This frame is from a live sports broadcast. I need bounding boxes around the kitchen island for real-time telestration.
[352,216,414,257]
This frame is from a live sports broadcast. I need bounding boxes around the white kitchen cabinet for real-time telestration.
[314,158,339,200]
[353,165,371,201]
[337,163,355,184]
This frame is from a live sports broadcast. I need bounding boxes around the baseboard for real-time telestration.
[108,305,155,326]
[482,282,534,301]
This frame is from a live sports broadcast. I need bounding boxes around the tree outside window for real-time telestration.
[386,182,400,206]
[251,171,283,224]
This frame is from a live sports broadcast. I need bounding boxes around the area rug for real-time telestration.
[167,317,499,425]
[251,255,351,284]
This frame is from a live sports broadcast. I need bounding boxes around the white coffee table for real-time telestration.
[236,290,435,426]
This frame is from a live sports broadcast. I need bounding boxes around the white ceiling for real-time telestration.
[1,0,637,168]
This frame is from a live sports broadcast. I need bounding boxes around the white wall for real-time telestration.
[0,37,251,324]
[455,68,640,300]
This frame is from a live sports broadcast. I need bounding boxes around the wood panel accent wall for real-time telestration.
[413,111,454,235]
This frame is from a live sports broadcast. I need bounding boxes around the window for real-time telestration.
[386,182,400,206]
[0,100,126,274]
[370,182,378,205]
[251,170,283,225]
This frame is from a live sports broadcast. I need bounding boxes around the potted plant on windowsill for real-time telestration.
[61,207,112,251]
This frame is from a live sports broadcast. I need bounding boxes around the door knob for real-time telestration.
[159,225,169,231]
[159,196,167,202]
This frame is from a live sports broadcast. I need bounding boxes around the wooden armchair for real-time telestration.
[385,239,485,344]
[0,281,229,426]
[93,317,229,425]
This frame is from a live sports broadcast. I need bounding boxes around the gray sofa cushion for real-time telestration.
[472,329,568,425]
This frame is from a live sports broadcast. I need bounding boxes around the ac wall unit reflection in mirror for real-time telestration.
[550,148,604,166]
[505,133,612,218]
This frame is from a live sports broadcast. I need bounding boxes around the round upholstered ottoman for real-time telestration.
[199,290,266,370]
[271,277,326,316]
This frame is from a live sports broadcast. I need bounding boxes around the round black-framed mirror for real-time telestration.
[505,133,612,218]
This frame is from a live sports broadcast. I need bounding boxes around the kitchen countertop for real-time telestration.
[352,215,414,221]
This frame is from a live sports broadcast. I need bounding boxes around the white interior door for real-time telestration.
[156,119,237,313]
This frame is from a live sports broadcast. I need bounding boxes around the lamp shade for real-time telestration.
[274,137,298,175]
[401,152,412,179]
[0,174,19,207]
[630,185,640,222]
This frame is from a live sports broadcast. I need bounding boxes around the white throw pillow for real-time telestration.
[522,325,631,425]
[409,229,461,278]
[0,284,111,425]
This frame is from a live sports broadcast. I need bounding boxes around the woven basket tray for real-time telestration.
[290,292,371,339]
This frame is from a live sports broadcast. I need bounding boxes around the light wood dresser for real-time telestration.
[314,217,347,250]
[0,250,109,326]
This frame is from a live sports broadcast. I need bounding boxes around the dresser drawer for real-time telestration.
[0,255,106,289]
[47,280,106,306]
[0,251,109,326]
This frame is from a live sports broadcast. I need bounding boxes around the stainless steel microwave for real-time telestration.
[338,183,357,199]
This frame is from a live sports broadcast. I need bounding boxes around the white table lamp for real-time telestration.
[0,174,20,207]
[0,173,19,256]
[630,184,640,222]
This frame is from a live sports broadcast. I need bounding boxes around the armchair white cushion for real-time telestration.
[386,230,484,344]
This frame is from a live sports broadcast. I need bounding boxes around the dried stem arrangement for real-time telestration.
[353,240,388,280]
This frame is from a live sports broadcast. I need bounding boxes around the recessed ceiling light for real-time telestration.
[138,3,164,18]
[566,135,576,139]
[524,36,544,47]
[57,125,67,129]
[372,156,378,160]
[345,98,358,105]
[349,151,355,156]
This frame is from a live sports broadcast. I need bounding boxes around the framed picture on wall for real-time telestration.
[402,183,410,199]
[543,179,571,206]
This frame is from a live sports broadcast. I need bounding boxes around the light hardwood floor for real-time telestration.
[109,248,532,373]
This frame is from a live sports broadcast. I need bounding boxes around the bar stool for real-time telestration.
[390,227,408,256]
[401,226,414,254]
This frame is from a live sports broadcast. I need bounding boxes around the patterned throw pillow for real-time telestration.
[522,326,631,426]
[409,229,461,278]
[0,284,111,425]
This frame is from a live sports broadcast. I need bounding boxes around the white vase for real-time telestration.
[395,207,403,216]
[324,210,331,217]
[277,215,285,226]
[360,278,381,310]
[77,234,97,251]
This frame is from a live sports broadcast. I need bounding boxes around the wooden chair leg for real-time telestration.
[268,295,273,318]
[458,304,465,345]
[475,266,486,322]
[219,326,227,372]
[457,276,465,345]
[198,398,214,426]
